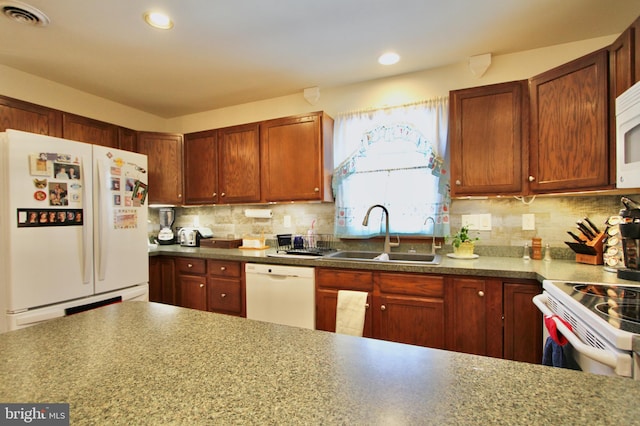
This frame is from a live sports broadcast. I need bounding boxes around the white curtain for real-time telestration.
[332,97,450,237]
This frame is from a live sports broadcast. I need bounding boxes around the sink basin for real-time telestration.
[323,251,441,265]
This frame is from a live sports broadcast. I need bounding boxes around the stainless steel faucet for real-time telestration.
[362,204,391,253]
[424,216,442,255]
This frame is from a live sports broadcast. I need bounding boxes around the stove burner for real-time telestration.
[595,302,640,326]
[573,284,640,301]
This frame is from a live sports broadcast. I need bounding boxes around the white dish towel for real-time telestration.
[335,290,368,337]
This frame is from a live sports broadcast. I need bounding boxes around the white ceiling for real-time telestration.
[1,0,638,118]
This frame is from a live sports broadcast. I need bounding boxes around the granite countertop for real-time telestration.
[150,245,637,285]
[1,301,639,424]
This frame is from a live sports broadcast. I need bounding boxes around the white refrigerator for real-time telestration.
[0,129,149,332]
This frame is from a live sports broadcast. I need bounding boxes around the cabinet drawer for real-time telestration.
[316,268,374,291]
[207,260,240,278]
[176,258,206,274]
[208,279,241,314]
[379,273,444,298]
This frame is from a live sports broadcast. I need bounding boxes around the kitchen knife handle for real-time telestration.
[584,217,600,234]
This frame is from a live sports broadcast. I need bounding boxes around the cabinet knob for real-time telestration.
[528,176,536,182]
[221,293,226,298]
[478,291,485,297]
[221,192,226,197]
[199,283,204,288]
[455,179,461,185]
[314,187,320,192]
[381,305,386,311]
[178,193,182,198]
[220,266,226,271]
[364,303,369,309]
[187,263,193,268]
[212,192,217,197]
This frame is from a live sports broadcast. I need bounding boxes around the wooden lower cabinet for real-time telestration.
[316,268,445,349]
[447,277,503,358]
[317,267,542,363]
[176,258,207,311]
[316,268,374,337]
[165,257,243,316]
[148,256,176,305]
[377,294,444,348]
[207,259,243,316]
[503,281,543,364]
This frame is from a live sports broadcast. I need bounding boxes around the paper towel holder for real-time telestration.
[245,209,273,218]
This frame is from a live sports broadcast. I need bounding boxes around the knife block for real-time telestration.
[575,231,605,265]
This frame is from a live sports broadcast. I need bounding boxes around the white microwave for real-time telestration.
[616,81,640,188]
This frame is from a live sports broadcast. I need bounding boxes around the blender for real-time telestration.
[157,207,176,245]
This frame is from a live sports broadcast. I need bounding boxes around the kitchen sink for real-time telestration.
[323,250,441,265]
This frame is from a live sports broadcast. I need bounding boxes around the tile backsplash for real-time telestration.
[149,194,637,258]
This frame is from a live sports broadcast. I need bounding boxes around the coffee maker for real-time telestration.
[618,197,640,282]
[157,207,176,245]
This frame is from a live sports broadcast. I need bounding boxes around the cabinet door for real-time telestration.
[178,275,207,311]
[377,294,444,348]
[208,278,242,315]
[633,16,640,84]
[217,123,261,203]
[118,127,137,152]
[261,113,334,202]
[316,288,373,337]
[184,130,218,205]
[315,268,374,337]
[503,282,543,364]
[0,95,62,136]
[529,50,610,192]
[450,81,527,196]
[160,257,176,305]
[148,257,162,302]
[137,132,184,204]
[62,112,118,148]
[449,277,502,358]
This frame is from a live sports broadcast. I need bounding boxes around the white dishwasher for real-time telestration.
[245,263,315,330]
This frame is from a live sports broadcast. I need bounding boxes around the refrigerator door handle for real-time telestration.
[96,158,109,281]
[81,158,92,285]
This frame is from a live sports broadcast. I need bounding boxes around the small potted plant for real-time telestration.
[449,226,479,257]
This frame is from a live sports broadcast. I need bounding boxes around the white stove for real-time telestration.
[534,280,640,379]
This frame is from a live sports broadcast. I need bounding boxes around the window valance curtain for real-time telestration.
[332,97,450,238]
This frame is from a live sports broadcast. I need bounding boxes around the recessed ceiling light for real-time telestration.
[144,11,173,30]
[378,52,400,66]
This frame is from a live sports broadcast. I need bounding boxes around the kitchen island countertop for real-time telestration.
[150,245,636,284]
[1,301,640,424]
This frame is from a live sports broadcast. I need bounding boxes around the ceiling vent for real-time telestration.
[1,1,49,26]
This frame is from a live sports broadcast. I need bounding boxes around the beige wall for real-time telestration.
[0,35,615,134]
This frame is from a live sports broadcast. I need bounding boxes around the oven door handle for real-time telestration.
[533,294,621,371]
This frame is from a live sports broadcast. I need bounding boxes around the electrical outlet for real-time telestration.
[478,213,492,231]
[461,214,477,230]
[522,213,535,230]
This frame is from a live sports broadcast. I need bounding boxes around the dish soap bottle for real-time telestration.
[307,220,316,248]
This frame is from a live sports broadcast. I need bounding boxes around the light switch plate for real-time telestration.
[478,213,492,231]
[522,213,535,230]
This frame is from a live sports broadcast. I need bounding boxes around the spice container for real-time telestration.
[532,237,542,260]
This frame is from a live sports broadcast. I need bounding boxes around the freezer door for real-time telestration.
[92,145,149,294]
[0,130,94,312]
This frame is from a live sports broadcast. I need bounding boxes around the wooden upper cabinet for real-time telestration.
[529,49,610,193]
[633,16,640,84]
[184,130,218,205]
[62,112,118,148]
[118,127,137,152]
[0,95,62,137]
[450,81,527,196]
[260,112,334,202]
[137,132,184,205]
[217,123,261,203]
